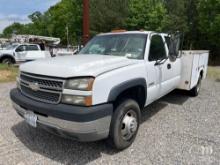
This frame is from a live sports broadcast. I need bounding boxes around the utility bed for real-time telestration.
[178,50,209,90]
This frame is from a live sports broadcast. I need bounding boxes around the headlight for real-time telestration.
[62,94,92,106]
[65,78,94,91]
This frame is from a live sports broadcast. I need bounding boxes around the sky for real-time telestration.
[0,0,60,33]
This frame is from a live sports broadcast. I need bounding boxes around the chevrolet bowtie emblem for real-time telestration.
[29,82,40,91]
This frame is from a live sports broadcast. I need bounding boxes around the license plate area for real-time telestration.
[24,111,37,128]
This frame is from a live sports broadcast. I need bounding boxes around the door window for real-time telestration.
[15,45,25,52]
[149,35,166,61]
[26,45,39,51]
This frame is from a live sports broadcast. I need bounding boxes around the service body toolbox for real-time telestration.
[178,50,209,90]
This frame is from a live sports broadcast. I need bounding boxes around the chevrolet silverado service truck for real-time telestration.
[10,31,209,150]
[0,43,51,64]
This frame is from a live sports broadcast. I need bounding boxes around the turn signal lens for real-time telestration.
[62,95,92,106]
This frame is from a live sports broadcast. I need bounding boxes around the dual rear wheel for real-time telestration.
[107,75,203,150]
[190,75,202,97]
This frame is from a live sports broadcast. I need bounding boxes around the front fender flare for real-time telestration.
[107,78,147,102]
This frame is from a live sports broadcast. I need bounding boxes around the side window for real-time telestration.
[148,35,166,61]
[27,45,39,51]
[15,45,25,52]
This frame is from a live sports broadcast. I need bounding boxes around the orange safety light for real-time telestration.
[111,29,127,33]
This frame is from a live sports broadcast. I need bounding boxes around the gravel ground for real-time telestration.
[0,79,220,165]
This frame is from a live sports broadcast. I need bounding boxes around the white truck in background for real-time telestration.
[0,43,51,64]
[10,31,209,150]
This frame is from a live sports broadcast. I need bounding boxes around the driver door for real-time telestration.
[15,45,26,60]
[146,34,166,104]
[147,34,177,101]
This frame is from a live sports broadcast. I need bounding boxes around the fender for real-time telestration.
[198,67,204,79]
[107,78,147,102]
[0,54,15,62]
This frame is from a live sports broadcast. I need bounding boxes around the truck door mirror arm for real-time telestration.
[154,57,168,66]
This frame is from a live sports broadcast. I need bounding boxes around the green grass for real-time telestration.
[207,67,220,80]
[0,64,18,83]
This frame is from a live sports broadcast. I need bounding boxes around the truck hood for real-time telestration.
[0,50,13,55]
[20,55,139,78]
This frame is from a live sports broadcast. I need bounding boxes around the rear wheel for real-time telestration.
[190,75,202,97]
[107,99,141,150]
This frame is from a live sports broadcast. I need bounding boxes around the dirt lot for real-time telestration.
[0,78,220,165]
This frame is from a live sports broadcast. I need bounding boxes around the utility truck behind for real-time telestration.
[10,31,209,150]
[0,43,51,64]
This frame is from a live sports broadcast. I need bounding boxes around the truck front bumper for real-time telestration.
[10,88,113,142]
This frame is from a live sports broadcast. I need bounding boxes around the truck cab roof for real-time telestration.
[97,30,168,36]
[98,31,151,36]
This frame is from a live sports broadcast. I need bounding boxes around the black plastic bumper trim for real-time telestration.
[10,88,113,122]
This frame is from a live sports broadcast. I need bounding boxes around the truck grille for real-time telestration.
[20,72,64,104]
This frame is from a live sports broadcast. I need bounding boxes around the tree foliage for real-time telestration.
[1,0,219,63]
[126,0,167,31]
[90,0,129,34]
[197,0,220,53]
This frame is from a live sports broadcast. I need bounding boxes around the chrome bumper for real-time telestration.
[12,102,111,142]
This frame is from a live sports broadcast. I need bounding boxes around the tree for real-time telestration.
[1,0,219,62]
[90,0,129,35]
[163,0,188,32]
[2,0,82,45]
[44,0,82,44]
[126,0,168,32]
[197,0,220,63]
[2,23,28,37]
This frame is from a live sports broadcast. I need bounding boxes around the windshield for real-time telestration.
[5,44,18,50]
[79,34,147,59]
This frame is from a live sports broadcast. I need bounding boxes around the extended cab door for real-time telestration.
[160,35,181,96]
[146,34,180,102]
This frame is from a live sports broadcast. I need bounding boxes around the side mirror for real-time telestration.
[168,32,182,61]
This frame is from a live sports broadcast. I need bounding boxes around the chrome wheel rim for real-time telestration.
[120,110,138,141]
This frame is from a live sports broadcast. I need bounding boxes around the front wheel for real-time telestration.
[2,58,14,65]
[107,99,141,150]
[190,75,202,97]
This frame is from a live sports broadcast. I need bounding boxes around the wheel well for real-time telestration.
[0,55,15,63]
[200,70,204,79]
[113,86,146,110]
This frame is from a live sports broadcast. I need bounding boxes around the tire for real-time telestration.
[2,58,14,65]
[190,75,202,97]
[107,99,141,150]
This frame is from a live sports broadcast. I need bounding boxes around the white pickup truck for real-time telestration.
[10,31,209,150]
[0,43,51,64]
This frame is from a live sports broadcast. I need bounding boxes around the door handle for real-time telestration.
[167,64,171,69]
